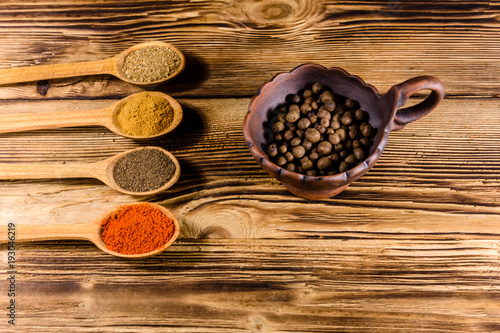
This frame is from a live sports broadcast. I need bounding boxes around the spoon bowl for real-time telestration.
[0,91,183,140]
[114,41,186,86]
[0,41,185,86]
[108,91,184,140]
[0,202,180,259]
[104,146,182,196]
[0,146,181,196]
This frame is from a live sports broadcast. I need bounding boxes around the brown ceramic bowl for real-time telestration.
[243,64,445,199]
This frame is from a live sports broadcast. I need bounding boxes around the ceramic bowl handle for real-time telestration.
[391,76,445,131]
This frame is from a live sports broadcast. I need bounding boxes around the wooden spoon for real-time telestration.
[0,91,183,140]
[0,146,181,196]
[0,41,185,86]
[0,202,180,258]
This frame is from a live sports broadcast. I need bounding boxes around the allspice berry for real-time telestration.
[305,128,321,143]
[345,154,358,164]
[292,145,306,159]
[267,143,278,157]
[301,157,313,170]
[317,157,332,171]
[312,82,323,94]
[298,118,311,130]
[353,147,367,161]
[286,109,301,123]
[302,140,313,151]
[340,111,353,125]
[317,141,332,155]
[329,133,341,145]
[272,121,285,133]
[360,123,375,137]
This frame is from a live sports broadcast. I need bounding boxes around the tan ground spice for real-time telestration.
[122,45,181,83]
[114,92,174,137]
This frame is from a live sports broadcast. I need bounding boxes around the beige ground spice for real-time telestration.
[122,45,181,83]
[114,92,174,137]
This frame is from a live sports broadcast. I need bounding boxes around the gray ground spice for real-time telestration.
[122,45,181,83]
[113,148,176,193]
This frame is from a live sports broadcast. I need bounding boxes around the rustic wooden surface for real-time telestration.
[1,1,500,332]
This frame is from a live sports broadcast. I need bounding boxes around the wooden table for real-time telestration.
[1,1,499,332]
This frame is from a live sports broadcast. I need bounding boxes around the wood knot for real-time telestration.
[199,226,232,239]
[37,80,50,96]
[260,3,293,21]
[243,0,296,27]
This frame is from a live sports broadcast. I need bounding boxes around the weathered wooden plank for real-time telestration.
[0,0,498,99]
[1,239,499,332]
[0,98,499,240]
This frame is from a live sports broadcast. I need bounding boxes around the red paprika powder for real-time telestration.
[100,202,176,255]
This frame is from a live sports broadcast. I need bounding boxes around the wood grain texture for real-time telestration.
[0,0,498,99]
[2,97,500,332]
[1,1,500,332]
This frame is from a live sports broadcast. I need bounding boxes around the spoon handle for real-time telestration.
[0,108,113,134]
[0,58,117,85]
[0,222,97,243]
[0,161,107,182]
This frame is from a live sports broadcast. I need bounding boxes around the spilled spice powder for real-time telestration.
[114,92,174,137]
[112,148,177,193]
[122,45,181,83]
[100,203,176,255]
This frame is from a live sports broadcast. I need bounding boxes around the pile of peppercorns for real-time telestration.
[264,82,376,176]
